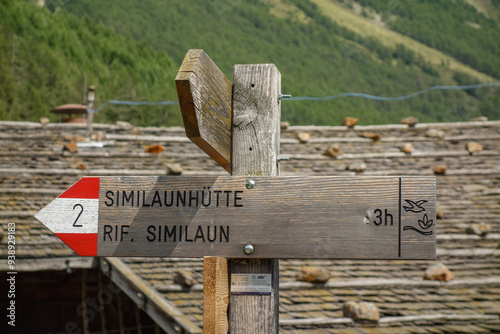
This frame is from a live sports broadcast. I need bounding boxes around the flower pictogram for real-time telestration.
[418,214,433,230]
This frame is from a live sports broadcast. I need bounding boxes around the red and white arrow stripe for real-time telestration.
[35,177,99,256]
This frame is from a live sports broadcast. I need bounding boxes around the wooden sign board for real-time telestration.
[35,176,436,259]
[175,49,232,173]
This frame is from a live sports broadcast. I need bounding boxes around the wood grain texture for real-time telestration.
[229,64,281,334]
[203,257,229,334]
[228,259,279,333]
[175,49,232,172]
[231,64,281,176]
[34,175,434,259]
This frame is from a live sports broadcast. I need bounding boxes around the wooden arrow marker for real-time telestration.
[175,49,232,173]
[34,175,436,259]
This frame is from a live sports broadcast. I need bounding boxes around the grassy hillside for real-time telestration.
[335,0,500,79]
[0,0,180,126]
[465,0,500,23]
[55,0,500,125]
[2,0,498,126]
[311,0,496,82]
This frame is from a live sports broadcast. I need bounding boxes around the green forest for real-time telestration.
[0,0,499,126]
[351,0,500,78]
[0,0,180,126]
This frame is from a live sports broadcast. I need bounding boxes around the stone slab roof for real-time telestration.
[0,120,499,333]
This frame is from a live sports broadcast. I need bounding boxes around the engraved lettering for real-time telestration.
[147,225,156,242]
[185,225,193,242]
[374,209,382,225]
[207,225,217,242]
[151,191,162,207]
[164,191,174,207]
[189,190,199,207]
[105,191,114,207]
[224,190,232,207]
[144,225,229,243]
[120,225,129,242]
[194,225,205,242]
[103,187,244,208]
[165,226,176,242]
[104,225,112,241]
[234,191,243,207]
[122,191,134,207]
[373,209,394,226]
[214,190,222,207]
[220,226,229,242]
[202,187,211,207]
[177,191,186,207]
[385,209,393,226]
[142,191,151,207]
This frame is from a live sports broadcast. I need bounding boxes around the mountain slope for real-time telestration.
[0,0,180,125]
[332,0,500,79]
[3,0,499,125]
[311,0,496,82]
[55,0,500,125]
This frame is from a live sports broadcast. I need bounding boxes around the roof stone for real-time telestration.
[1,120,499,332]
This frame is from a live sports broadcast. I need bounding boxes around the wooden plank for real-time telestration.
[34,173,437,259]
[231,64,281,176]
[229,64,282,334]
[203,257,229,334]
[175,49,232,173]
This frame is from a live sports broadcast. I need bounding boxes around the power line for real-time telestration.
[93,100,179,113]
[91,82,500,112]
[288,82,500,101]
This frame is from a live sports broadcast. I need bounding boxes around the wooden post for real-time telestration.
[203,257,229,333]
[228,64,281,333]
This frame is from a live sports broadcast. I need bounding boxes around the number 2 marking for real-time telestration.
[73,204,84,227]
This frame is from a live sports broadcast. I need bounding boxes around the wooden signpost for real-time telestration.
[35,49,436,333]
[34,175,436,259]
